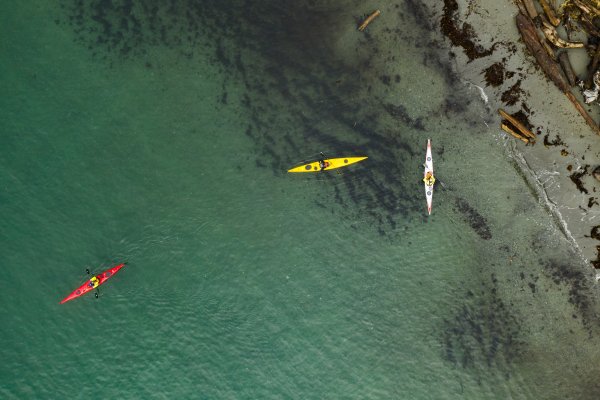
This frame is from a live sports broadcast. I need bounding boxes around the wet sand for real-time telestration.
[428,0,600,268]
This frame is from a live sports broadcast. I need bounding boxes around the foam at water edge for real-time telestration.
[507,141,588,266]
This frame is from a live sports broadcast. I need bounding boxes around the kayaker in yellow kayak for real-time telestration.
[88,275,100,289]
[318,153,330,171]
[423,171,435,187]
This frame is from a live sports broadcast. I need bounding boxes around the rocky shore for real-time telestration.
[429,0,600,269]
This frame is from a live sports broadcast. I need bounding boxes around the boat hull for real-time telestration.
[287,156,368,173]
[60,263,126,304]
[424,139,434,215]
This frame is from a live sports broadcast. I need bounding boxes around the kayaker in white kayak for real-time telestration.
[423,171,435,186]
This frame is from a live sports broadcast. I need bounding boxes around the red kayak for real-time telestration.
[60,263,126,304]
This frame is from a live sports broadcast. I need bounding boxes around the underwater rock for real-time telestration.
[543,258,597,333]
[441,278,524,374]
[455,198,492,240]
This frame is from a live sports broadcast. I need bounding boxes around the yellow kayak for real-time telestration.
[287,156,368,173]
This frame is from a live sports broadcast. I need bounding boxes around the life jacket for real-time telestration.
[424,173,435,186]
[90,276,100,288]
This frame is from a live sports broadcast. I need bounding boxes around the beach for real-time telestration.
[429,0,600,267]
[2,1,600,398]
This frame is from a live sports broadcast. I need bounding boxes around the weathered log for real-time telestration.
[521,0,539,19]
[572,0,600,17]
[541,21,584,48]
[579,14,600,38]
[516,12,599,136]
[516,0,530,16]
[542,40,557,60]
[501,123,530,143]
[516,12,571,93]
[358,10,381,32]
[565,91,600,134]
[539,0,561,26]
[499,109,537,140]
[558,51,578,86]
[585,45,600,88]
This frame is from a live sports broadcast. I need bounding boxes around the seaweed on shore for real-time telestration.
[591,225,600,240]
[543,133,565,147]
[440,0,496,61]
[483,62,505,87]
[569,165,590,194]
[593,245,600,269]
[500,80,524,106]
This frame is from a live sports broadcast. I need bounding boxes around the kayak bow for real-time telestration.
[287,156,368,173]
[423,139,434,215]
[60,263,126,304]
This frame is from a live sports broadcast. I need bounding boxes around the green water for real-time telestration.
[2,1,600,399]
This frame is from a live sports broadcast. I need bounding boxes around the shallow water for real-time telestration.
[2,1,600,399]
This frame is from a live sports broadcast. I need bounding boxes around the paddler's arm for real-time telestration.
[422,164,445,189]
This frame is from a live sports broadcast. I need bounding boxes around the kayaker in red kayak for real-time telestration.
[86,269,100,297]
[88,275,100,289]
[60,263,126,304]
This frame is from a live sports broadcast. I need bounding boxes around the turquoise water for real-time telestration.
[2,1,600,399]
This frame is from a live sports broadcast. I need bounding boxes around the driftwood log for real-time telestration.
[522,0,539,19]
[501,123,530,143]
[539,0,561,26]
[358,10,381,32]
[499,109,537,141]
[516,12,600,135]
[517,13,571,92]
[558,51,578,86]
[573,0,600,16]
[585,45,600,87]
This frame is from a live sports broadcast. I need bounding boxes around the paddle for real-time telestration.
[318,152,346,175]
[437,178,448,190]
[422,164,448,190]
[85,268,100,299]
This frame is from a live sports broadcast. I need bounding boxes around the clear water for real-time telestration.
[2,1,600,399]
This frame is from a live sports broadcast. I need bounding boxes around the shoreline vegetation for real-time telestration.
[438,0,600,269]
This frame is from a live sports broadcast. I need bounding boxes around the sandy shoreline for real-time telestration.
[427,0,600,268]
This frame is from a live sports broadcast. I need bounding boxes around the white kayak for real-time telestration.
[423,139,435,215]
